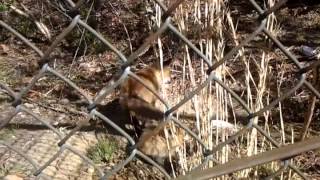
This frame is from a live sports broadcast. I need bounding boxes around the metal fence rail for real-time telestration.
[0,0,319,179]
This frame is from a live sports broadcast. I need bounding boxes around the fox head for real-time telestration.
[151,59,172,85]
[120,58,173,111]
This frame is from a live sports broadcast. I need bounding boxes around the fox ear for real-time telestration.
[163,58,173,67]
[153,59,173,68]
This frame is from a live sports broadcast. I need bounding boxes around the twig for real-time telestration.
[10,4,51,40]
[107,1,133,53]
[300,67,320,140]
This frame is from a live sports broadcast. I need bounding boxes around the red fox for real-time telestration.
[119,60,171,119]
[119,59,185,163]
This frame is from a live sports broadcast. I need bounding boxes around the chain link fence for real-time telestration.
[0,0,320,179]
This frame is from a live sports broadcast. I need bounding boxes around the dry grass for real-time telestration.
[148,0,295,178]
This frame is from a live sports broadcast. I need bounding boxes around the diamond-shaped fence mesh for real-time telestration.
[0,0,320,179]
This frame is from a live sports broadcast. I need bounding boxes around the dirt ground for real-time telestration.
[1,0,320,179]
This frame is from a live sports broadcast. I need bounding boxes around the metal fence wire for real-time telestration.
[0,0,320,179]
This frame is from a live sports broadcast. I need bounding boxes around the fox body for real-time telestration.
[119,60,184,163]
[119,60,171,116]
[137,120,185,164]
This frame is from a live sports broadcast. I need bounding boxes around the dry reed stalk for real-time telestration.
[243,0,282,178]
[174,0,233,177]
[146,0,284,178]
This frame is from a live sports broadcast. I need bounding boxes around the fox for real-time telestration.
[119,59,172,121]
[119,59,186,163]
[119,59,197,121]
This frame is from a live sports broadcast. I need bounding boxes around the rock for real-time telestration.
[3,174,23,180]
